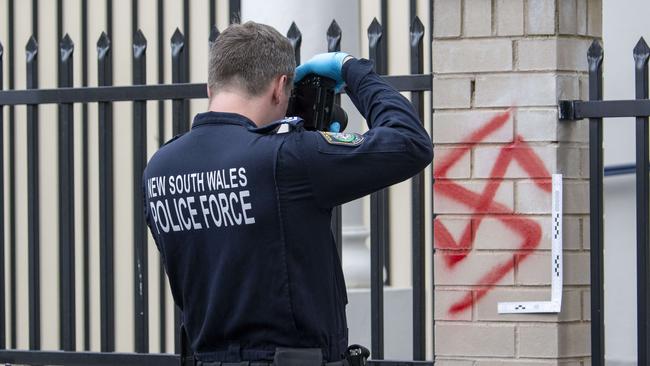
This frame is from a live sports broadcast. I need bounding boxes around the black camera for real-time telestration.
[286,74,348,132]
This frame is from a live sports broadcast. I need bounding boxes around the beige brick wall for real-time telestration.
[432,0,598,364]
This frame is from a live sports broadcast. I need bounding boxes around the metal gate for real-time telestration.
[0,1,434,365]
[559,38,650,366]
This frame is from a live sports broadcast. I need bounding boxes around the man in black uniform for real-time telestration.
[143,21,432,365]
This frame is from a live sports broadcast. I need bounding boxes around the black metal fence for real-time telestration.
[559,38,650,366]
[0,1,434,365]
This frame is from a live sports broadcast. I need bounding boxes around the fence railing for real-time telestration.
[559,37,650,366]
[0,1,434,365]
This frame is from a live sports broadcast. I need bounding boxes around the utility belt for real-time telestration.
[180,325,370,366]
[191,345,369,366]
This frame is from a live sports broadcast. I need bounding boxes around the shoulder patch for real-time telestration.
[318,131,364,146]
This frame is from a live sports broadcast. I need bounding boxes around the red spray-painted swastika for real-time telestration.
[433,110,552,315]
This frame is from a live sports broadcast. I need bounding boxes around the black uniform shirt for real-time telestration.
[143,59,433,362]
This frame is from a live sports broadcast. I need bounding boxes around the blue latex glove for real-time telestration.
[295,52,349,91]
[329,121,341,133]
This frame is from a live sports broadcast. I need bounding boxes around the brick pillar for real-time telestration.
[431,0,600,364]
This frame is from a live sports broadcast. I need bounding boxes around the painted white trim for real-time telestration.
[498,174,563,314]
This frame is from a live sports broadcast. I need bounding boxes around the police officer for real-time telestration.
[143,21,432,365]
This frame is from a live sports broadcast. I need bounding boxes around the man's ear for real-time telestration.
[271,75,289,104]
[207,85,213,100]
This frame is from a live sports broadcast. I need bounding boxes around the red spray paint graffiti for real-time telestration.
[434,109,552,315]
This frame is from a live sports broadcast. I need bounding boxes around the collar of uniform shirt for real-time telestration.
[192,111,258,129]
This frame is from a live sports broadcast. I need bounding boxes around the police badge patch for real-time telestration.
[318,131,364,146]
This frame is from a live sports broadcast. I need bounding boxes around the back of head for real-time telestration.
[208,21,296,97]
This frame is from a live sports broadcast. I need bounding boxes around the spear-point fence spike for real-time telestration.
[26,36,38,61]
[287,22,302,46]
[287,22,301,65]
[326,20,341,52]
[97,32,111,59]
[25,31,41,351]
[367,18,384,74]
[97,25,115,352]
[408,13,426,361]
[209,25,220,43]
[133,29,147,57]
[410,16,424,46]
[586,36,604,366]
[58,28,76,352]
[171,27,188,135]
[634,37,650,65]
[60,34,74,62]
[588,40,604,72]
[326,18,343,256]
[367,17,387,359]
[132,24,149,354]
[633,34,650,366]
[171,28,185,56]
[368,18,382,48]
[327,19,341,38]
